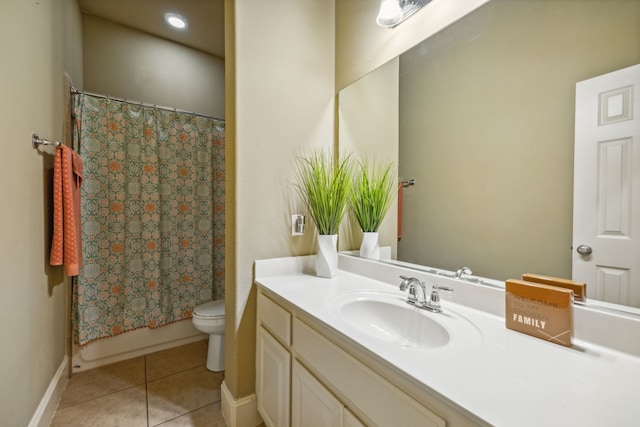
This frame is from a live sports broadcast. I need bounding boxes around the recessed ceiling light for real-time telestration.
[165,13,188,30]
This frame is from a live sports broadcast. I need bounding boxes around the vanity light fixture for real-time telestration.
[164,13,188,30]
[376,0,430,28]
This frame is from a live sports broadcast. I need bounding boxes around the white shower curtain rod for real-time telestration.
[70,88,225,122]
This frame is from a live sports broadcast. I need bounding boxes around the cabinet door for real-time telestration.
[257,326,291,427]
[292,360,343,427]
[293,318,446,427]
[344,408,366,427]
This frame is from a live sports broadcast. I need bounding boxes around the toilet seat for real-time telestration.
[193,299,225,318]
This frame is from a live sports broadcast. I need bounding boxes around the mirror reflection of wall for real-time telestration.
[396,0,640,280]
[338,58,400,257]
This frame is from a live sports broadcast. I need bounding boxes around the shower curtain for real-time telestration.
[72,93,225,345]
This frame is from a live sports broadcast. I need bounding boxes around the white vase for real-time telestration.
[316,234,338,278]
[359,232,380,260]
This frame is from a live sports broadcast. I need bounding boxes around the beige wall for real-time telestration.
[225,0,336,400]
[398,0,640,280]
[0,0,83,425]
[335,0,490,90]
[338,57,399,256]
[83,14,225,118]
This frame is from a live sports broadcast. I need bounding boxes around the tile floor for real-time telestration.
[50,340,228,427]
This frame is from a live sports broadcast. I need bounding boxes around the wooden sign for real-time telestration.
[522,273,586,302]
[505,279,574,347]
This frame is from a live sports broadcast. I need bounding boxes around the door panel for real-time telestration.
[574,64,640,307]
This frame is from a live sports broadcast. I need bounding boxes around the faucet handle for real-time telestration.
[430,285,453,303]
[433,284,453,293]
[427,285,453,312]
[399,275,420,290]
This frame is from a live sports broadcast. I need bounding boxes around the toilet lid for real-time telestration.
[193,299,225,318]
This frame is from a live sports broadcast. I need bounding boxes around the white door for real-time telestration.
[573,64,640,307]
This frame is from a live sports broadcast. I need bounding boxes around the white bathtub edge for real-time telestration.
[72,320,206,372]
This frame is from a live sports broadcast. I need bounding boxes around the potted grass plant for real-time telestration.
[294,149,353,278]
[349,159,395,259]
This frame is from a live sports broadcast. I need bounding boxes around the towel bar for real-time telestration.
[32,133,61,149]
[401,179,415,188]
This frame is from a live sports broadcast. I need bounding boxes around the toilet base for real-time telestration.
[206,333,225,372]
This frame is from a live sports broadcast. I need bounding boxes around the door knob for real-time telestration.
[576,244,592,255]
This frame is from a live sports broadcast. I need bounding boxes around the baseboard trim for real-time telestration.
[28,355,69,427]
[221,380,263,427]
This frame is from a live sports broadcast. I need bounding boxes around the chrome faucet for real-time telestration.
[455,266,473,279]
[399,276,453,313]
[399,276,427,307]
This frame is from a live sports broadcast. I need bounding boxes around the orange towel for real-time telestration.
[50,145,83,276]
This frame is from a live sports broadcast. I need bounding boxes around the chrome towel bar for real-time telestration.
[401,178,415,188]
[32,133,61,149]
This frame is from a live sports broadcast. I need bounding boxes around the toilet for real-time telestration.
[192,299,225,372]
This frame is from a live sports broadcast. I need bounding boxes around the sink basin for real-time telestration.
[340,299,450,349]
[333,291,481,351]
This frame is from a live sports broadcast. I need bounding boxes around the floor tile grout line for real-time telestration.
[150,401,221,427]
[146,362,208,384]
[57,382,145,410]
[146,367,222,426]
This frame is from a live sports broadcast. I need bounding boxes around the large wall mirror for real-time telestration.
[339,0,640,312]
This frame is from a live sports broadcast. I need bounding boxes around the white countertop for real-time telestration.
[255,259,640,427]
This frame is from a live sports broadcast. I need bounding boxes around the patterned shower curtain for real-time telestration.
[72,93,225,345]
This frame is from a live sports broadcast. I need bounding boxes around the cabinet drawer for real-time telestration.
[258,292,292,347]
[293,318,445,427]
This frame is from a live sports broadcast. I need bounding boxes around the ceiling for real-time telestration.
[77,0,225,58]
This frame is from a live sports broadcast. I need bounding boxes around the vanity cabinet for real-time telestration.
[256,291,292,427]
[292,360,348,427]
[257,289,461,427]
[256,326,290,427]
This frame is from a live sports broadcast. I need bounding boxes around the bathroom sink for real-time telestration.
[333,292,481,351]
[340,299,450,349]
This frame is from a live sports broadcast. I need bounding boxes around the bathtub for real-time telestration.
[71,319,206,372]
